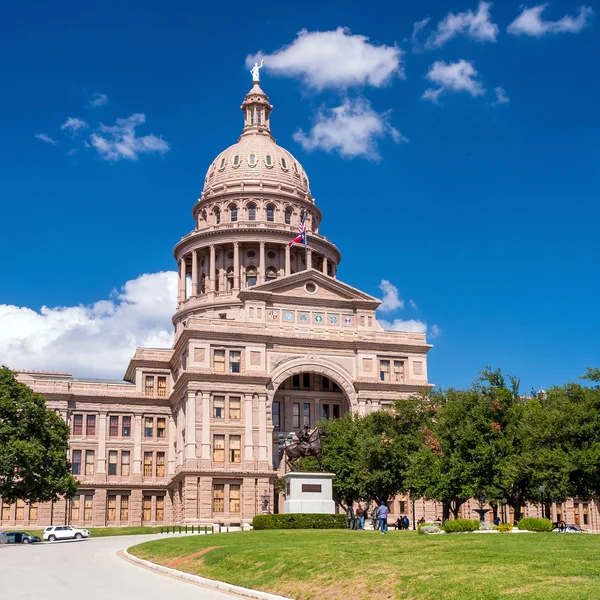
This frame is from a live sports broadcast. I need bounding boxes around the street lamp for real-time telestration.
[539,485,546,519]
[502,498,508,524]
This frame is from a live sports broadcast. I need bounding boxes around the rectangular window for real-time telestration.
[109,415,119,437]
[85,450,94,476]
[156,452,166,477]
[303,403,310,427]
[84,495,93,521]
[229,436,241,463]
[86,414,96,436]
[230,484,241,513]
[120,496,129,521]
[322,376,330,390]
[303,373,310,389]
[157,376,167,397]
[399,501,406,513]
[73,414,83,436]
[156,496,164,521]
[393,360,404,382]
[157,417,166,438]
[379,360,390,382]
[72,449,82,475]
[213,484,224,512]
[213,396,225,419]
[293,403,300,429]
[213,435,225,462]
[122,416,131,437]
[108,451,118,476]
[322,404,330,420]
[229,350,241,373]
[15,499,25,520]
[583,503,589,525]
[1,503,10,520]
[70,497,80,521]
[143,496,152,521]
[143,452,153,477]
[574,503,580,525]
[214,349,226,372]
[144,417,154,438]
[229,397,241,420]
[333,405,340,419]
[107,495,116,521]
[292,374,300,389]
[145,375,154,396]
[121,451,130,476]
[27,502,38,521]
[273,401,281,429]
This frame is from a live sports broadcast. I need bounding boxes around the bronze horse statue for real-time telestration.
[279,427,328,471]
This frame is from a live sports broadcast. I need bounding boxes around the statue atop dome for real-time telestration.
[250,59,264,82]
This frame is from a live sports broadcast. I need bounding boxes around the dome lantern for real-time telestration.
[240,82,273,139]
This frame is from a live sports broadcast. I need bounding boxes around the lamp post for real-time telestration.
[539,485,546,519]
[502,498,508,524]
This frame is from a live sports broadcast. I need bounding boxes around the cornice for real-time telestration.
[168,468,277,486]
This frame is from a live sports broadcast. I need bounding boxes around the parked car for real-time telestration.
[0,531,8,545]
[5,531,41,544]
[552,523,582,533]
[43,526,90,541]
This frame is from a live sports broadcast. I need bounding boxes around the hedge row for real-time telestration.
[442,519,481,533]
[252,513,347,530]
[516,517,553,532]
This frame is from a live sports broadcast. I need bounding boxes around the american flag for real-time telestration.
[288,212,307,247]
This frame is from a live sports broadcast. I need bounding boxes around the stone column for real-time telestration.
[185,391,197,467]
[233,242,240,290]
[285,243,291,276]
[191,250,198,297]
[244,394,254,463]
[97,413,107,477]
[168,415,176,475]
[358,398,367,416]
[306,248,313,270]
[178,257,186,303]
[259,241,266,284]
[201,391,211,465]
[332,262,337,279]
[258,394,268,466]
[209,245,216,297]
[133,415,142,480]
[322,256,328,275]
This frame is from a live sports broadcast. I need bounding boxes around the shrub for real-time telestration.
[442,519,481,533]
[495,523,513,533]
[252,513,346,530]
[516,517,553,532]
[419,525,442,535]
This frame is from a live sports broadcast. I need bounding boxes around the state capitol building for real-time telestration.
[1,76,591,530]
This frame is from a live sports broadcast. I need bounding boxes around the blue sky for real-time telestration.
[0,0,598,392]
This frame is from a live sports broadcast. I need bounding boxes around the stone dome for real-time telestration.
[201,82,311,199]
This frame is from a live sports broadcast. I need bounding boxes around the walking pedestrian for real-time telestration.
[377,501,389,534]
[356,504,365,530]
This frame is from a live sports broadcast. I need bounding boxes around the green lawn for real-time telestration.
[128,529,600,600]
[4,525,172,539]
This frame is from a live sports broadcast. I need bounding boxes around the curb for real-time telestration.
[122,549,293,600]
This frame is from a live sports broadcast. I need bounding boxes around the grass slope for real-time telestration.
[129,529,600,600]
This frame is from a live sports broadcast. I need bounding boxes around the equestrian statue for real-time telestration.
[279,425,328,471]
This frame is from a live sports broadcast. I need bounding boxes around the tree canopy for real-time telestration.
[0,366,78,503]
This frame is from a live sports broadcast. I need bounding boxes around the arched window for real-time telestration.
[246,266,257,287]
[285,208,292,225]
[248,153,257,166]
[214,208,221,225]
[219,157,225,169]
[265,154,272,166]
[226,267,234,290]
[293,163,299,174]
[233,155,240,167]
[266,204,275,222]
[266,267,277,282]
[281,157,287,169]
[248,203,256,221]
[229,204,238,222]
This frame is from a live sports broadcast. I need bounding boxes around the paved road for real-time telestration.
[0,534,238,600]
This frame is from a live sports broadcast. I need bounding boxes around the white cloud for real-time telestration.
[378,319,428,334]
[422,60,485,103]
[88,92,109,108]
[508,4,594,37]
[34,133,57,145]
[492,86,510,105]
[0,272,176,379]
[61,117,88,135]
[430,324,442,338]
[246,27,404,90]
[426,2,499,49]
[377,280,404,312]
[409,299,418,310]
[411,18,431,52]
[90,113,170,161]
[293,98,406,160]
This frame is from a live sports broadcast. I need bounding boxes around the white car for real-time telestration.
[43,526,90,542]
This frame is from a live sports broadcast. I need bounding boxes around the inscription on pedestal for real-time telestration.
[302,484,322,493]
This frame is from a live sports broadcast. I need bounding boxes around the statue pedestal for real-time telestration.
[282,472,336,514]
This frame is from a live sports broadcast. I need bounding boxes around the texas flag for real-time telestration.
[288,212,307,246]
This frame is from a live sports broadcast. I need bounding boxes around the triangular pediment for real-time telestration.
[238,269,381,309]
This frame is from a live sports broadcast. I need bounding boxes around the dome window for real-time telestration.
[246,266,257,287]
[248,203,256,221]
[219,157,226,169]
[267,250,277,259]
[285,208,292,225]
[214,208,221,225]
[248,153,257,166]
[281,157,288,169]
[227,250,234,260]
[229,204,238,222]
[293,163,299,175]
[265,154,272,166]
[247,249,256,259]
[233,155,240,167]
[266,204,275,222]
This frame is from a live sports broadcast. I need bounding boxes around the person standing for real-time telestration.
[403,515,409,530]
[356,504,365,530]
[377,501,389,534]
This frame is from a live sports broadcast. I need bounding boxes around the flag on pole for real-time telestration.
[288,212,307,247]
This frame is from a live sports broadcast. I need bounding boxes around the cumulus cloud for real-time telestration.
[61,117,88,135]
[293,98,406,160]
[88,92,109,108]
[0,272,176,379]
[378,319,428,334]
[426,2,499,49]
[34,133,57,145]
[508,4,594,36]
[378,280,404,312]
[422,59,485,103]
[90,113,170,161]
[492,86,510,105]
[246,27,404,90]
[411,18,431,53]
[430,324,442,338]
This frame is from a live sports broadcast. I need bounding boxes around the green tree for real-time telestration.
[0,366,78,503]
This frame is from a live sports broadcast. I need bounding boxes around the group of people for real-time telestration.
[352,502,410,534]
